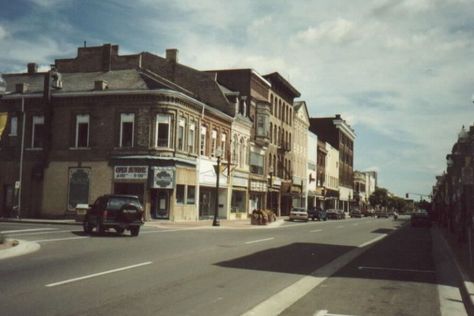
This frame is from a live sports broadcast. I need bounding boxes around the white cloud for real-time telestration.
[0,25,7,40]
[296,18,355,44]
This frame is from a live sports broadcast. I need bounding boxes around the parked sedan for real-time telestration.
[289,207,309,222]
[326,209,343,220]
[411,212,431,227]
[308,207,327,221]
[350,209,362,218]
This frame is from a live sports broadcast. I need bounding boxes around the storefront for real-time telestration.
[249,180,267,213]
[230,171,249,219]
[149,166,175,219]
[199,157,228,220]
[267,176,281,215]
[113,165,148,205]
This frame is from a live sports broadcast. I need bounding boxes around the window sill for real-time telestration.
[69,147,92,150]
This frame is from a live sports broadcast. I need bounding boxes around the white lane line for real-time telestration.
[358,235,386,248]
[310,229,323,233]
[245,237,274,244]
[1,228,56,234]
[7,230,73,237]
[358,266,435,273]
[314,311,358,316]
[241,235,387,316]
[33,236,89,243]
[45,261,152,287]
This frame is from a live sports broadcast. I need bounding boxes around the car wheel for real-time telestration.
[130,226,140,237]
[83,221,93,234]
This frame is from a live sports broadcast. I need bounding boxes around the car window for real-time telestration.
[107,197,141,211]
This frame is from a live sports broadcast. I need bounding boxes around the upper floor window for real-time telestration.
[221,133,226,160]
[200,126,207,156]
[232,134,238,164]
[31,115,44,149]
[269,123,273,143]
[211,129,217,157]
[156,114,171,148]
[188,121,195,153]
[239,138,245,168]
[75,114,90,148]
[177,116,186,151]
[250,152,264,175]
[120,113,134,148]
[9,116,18,136]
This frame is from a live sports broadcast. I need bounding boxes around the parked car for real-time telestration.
[289,207,309,222]
[83,194,144,236]
[376,211,389,218]
[411,212,431,227]
[350,209,362,218]
[326,209,343,220]
[308,207,327,221]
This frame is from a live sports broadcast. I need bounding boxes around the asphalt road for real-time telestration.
[0,217,467,316]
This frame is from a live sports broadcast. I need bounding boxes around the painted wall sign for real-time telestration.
[151,167,176,189]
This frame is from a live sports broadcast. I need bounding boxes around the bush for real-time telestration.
[251,209,277,225]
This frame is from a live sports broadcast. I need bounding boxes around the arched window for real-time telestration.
[239,137,245,168]
[232,134,238,164]
[270,123,273,143]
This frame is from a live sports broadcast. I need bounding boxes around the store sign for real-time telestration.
[151,167,175,189]
[250,181,267,192]
[114,166,148,180]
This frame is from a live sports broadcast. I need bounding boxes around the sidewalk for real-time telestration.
[434,225,474,315]
[0,217,286,229]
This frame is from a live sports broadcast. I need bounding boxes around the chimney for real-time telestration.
[102,43,112,72]
[94,80,108,91]
[335,114,341,119]
[16,83,28,93]
[166,49,179,63]
[27,63,38,74]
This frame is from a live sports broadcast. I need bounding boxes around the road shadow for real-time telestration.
[71,230,133,238]
[215,225,447,285]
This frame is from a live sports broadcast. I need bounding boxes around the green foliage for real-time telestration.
[369,187,389,207]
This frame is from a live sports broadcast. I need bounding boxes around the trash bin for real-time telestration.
[75,204,90,222]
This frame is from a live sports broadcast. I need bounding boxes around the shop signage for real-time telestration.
[151,167,175,189]
[114,166,148,180]
[250,180,267,192]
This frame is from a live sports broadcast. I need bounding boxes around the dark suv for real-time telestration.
[83,194,144,236]
[308,207,327,221]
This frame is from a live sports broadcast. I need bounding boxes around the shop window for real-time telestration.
[250,152,264,175]
[221,133,226,159]
[68,168,90,210]
[176,184,185,204]
[31,115,44,149]
[200,126,207,156]
[9,116,18,136]
[231,190,246,213]
[156,114,171,148]
[187,185,196,204]
[120,113,134,147]
[75,114,89,148]
[188,121,195,153]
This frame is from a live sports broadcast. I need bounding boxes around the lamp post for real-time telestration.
[213,148,223,227]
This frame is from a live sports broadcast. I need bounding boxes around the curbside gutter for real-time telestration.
[0,239,41,260]
[434,226,474,315]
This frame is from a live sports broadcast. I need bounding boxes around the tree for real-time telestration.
[369,188,389,208]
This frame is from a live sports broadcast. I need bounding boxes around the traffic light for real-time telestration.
[405,193,409,199]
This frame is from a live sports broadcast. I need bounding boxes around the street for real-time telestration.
[0,217,467,316]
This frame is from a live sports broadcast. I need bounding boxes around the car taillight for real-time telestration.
[103,210,108,219]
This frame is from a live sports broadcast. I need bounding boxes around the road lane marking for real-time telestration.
[314,310,358,316]
[245,237,274,244]
[358,235,386,248]
[241,234,388,316]
[310,229,323,233]
[358,266,435,273]
[45,261,153,287]
[33,236,89,243]
[1,228,56,234]
[141,227,209,234]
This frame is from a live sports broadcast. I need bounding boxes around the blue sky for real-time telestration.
[1,0,474,198]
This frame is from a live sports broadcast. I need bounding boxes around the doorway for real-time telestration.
[151,189,170,219]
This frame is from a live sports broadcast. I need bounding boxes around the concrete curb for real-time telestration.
[144,219,286,230]
[434,226,474,315]
[0,239,41,260]
[0,218,80,226]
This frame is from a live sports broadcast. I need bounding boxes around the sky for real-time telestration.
[1,0,473,198]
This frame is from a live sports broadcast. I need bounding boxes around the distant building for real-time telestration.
[307,131,318,209]
[292,101,310,208]
[310,114,355,213]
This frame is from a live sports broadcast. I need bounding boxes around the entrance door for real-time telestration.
[155,190,169,219]
[199,189,213,218]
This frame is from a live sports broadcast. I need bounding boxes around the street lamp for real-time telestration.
[268,165,273,211]
[213,147,223,226]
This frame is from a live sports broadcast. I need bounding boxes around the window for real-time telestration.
[239,138,245,168]
[187,121,195,153]
[178,117,186,151]
[9,116,17,136]
[31,115,44,148]
[187,185,196,204]
[232,135,238,164]
[200,126,207,156]
[120,113,134,147]
[221,133,226,159]
[75,114,89,148]
[211,129,217,157]
[250,152,264,175]
[176,184,185,204]
[270,123,273,143]
[156,114,171,148]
